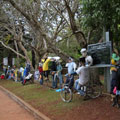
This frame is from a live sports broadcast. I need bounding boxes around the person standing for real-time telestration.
[54,60,63,88]
[42,57,51,81]
[50,58,57,88]
[66,57,77,74]
[19,67,24,82]
[3,65,7,78]
[14,65,18,82]
[110,50,120,108]
[65,57,77,89]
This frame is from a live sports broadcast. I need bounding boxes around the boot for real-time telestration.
[112,97,117,107]
[116,95,120,108]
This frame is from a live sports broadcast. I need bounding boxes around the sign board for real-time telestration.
[87,41,112,65]
[12,58,15,65]
[3,57,8,65]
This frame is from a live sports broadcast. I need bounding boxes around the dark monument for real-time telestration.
[87,41,112,65]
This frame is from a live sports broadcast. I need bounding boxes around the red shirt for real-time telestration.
[0,75,5,79]
[38,67,43,73]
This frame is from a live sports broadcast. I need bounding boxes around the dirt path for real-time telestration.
[55,96,120,120]
[0,89,37,120]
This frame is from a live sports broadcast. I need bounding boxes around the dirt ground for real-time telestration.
[53,95,120,120]
[1,76,120,120]
[0,90,37,120]
[35,75,120,120]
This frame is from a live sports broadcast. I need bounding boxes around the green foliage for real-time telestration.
[81,0,120,45]
[58,37,81,60]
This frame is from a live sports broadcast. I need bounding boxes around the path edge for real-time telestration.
[0,85,51,120]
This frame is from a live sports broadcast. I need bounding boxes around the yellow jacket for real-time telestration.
[43,59,50,71]
[14,69,18,77]
[110,59,117,71]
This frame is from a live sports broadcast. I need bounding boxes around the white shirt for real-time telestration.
[66,62,77,74]
[19,67,24,73]
[76,66,89,85]
[34,70,40,80]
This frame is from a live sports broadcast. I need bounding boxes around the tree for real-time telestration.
[81,0,120,46]
[0,3,34,69]
[3,0,89,61]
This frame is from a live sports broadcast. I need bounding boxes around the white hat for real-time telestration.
[80,48,87,53]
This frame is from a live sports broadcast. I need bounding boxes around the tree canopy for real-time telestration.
[0,0,120,68]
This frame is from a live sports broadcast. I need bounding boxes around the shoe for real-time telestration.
[112,102,116,107]
[77,90,85,96]
[116,104,120,108]
[79,90,85,96]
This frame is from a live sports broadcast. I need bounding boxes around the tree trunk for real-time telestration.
[64,0,87,48]
[17,41,34,70]
[14,40,19,65]
[32,50,35,69]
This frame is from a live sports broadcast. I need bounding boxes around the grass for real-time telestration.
[0,79,84,119]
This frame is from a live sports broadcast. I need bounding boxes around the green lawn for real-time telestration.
[0,80,84,119]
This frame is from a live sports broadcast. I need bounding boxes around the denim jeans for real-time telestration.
[40,73,43,85]
[110,71,117,94]
[65,75,74,89]
[75,79,80,90]
[54,74,63,88]
[52,74,57,88]
[20,75,23,82]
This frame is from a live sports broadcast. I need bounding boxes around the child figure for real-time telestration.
[38,63,43,85]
